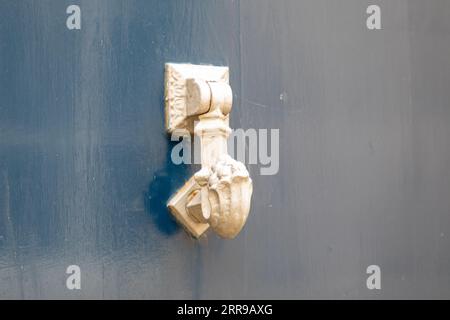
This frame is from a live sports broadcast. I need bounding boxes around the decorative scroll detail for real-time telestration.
[164,65,187,132]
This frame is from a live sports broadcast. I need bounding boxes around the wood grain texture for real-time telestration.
[0,0,449,298]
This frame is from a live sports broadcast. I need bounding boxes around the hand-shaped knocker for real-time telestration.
[165,63,253,239]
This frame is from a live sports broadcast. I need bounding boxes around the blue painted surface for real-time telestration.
[0,0,450,299]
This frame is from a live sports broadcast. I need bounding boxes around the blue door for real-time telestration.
[1,0,450,299]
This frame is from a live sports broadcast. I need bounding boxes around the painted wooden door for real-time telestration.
[1,0,450,299]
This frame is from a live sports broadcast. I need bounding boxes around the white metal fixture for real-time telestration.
[165,63,253,239]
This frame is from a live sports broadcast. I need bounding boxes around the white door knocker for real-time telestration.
[164,63,253,239]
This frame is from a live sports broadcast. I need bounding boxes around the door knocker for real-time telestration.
[164,63,253,239]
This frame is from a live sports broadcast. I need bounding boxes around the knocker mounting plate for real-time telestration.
[164,63,229,134]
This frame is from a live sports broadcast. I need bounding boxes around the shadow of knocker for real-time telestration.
[144,135,198,236]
